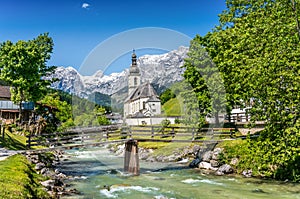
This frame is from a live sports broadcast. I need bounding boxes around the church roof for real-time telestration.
[125,82,160,103]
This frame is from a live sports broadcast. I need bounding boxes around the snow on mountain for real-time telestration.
[49,46,189,98]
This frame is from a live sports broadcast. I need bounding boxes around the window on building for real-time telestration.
[134,77,137,86]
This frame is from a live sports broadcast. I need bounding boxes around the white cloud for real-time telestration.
[82,3,90,9]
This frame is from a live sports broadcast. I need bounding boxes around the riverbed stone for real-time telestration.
[212,148,223,160]
[198,161,212,170]
[210,159,220,167]
[242,169,252,178]
[167,154,179,162]
[41,179,56,189]
[40,167,49,175]
[217,164,234,174]
[35,162,45,170]
[215,170,224,176]
[146,156,156,162]
[202,151,213,162]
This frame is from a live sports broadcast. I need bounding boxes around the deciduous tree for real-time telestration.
[0,33,56,121]
[197,0,300,181]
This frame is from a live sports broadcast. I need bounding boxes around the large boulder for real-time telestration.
[217,164,234,174]
[202,151,213,162]
[198,161,212,170]
[212,148,223,160]
[210,160,220,167]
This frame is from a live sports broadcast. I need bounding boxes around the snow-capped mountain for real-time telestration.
[49,46,189,98]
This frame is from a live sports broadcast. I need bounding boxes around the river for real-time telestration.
[58,146,300,199]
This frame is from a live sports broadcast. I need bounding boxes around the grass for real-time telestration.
[151,142,193,156]
[0,130,27,150]
[0,129,45,150]
[216,139,247,149]
[162,98,181,116]
[0,154,51,199]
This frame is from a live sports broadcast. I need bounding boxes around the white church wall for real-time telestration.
[125,116,177,125]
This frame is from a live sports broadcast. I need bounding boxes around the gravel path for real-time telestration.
[0,147,18,161]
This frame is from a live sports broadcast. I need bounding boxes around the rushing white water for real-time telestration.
[59,146,300,199]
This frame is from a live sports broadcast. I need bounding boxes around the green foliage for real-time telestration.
[183,37,226,126]
[96,107,111,125]
[88,92,111,109]
[0,155,51,199]
[179,81,202,127]
[0,33,56,120]
[160,88,176,105]
[74,106,110,127]
[37,93,74,132]
[198,0,300,181]
[162,98,181,116]
[174,118,181,124]
[161,119,171,127]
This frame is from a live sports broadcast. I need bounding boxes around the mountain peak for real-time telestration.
[50,46,189,97]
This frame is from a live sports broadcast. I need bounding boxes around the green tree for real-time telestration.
[199,0,300,181]
[37,93,74,132]
[183,36,226,126]
[160,88,176,105]
[0,33,56,121]
[96,106,110,125]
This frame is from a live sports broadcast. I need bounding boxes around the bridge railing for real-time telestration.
[116,125,236,142]
[25,124,237,149]
[26,125,120,149]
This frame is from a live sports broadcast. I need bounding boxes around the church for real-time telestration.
[123,50,161,118]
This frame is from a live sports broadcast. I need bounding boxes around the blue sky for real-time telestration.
[0,0,226,75]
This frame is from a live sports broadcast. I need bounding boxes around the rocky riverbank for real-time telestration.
[24,150,79,198]
[110,143,252,178]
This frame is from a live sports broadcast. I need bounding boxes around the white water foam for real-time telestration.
[154,195,176,199]
[181,178,202,184]
[181,178,223,186]
[73,151,95,159]
[177,158,189,163]
[100,185,160,198]
[199,179,223,186]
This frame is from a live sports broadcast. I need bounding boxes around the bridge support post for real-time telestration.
[124,139,139,175]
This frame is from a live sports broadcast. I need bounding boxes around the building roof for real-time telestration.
[125,82,160,103]
[0,86,11,99]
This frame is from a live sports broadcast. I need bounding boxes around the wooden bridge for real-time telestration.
[25,125,240,175]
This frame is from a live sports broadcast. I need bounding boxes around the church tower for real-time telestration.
[128,50,141,95]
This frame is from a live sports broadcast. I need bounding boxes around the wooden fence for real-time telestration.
[26,125,119,149]
[121,125,235,142]
[26,125,236,149]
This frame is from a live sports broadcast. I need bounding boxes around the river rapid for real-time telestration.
[58,146,300,199]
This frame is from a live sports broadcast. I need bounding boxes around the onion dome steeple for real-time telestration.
[129,49,140,74]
